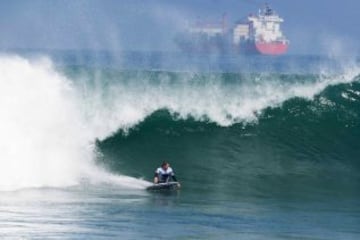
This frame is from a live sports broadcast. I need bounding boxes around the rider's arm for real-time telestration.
[153,172,159,183]
[171,170,177,182]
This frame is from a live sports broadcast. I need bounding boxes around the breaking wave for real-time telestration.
[1,53,359,193]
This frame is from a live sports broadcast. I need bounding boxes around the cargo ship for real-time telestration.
[175,4,289,55]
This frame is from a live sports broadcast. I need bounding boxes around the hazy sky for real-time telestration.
[0,0,358,55]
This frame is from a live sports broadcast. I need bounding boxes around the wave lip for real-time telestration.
[75,64,360,139]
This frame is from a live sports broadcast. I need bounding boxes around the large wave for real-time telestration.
[1,54,359,192]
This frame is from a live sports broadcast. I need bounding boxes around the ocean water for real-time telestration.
[0,51,360,239]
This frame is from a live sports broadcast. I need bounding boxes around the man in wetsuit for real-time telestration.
[154,161,179,186]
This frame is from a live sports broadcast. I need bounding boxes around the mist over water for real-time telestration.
[67,56,360,133]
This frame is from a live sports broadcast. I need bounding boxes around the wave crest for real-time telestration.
[73,65,360,139]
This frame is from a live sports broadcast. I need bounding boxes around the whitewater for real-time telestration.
[0,55,149,191]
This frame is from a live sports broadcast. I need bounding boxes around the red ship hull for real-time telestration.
[241,41,289,55]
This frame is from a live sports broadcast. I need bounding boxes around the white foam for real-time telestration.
[0,55,149,191]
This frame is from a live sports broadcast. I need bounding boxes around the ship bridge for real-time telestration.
[248,5,287,43]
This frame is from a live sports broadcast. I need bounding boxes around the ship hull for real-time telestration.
[176,40,289,55]
[240,41,289,55]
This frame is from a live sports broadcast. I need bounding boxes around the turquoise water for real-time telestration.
[1,187,359,239]
[0,52,359,239]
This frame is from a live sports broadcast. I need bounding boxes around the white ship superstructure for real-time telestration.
[248,5,288,43]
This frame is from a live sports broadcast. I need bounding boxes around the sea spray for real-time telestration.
[71,63,360,140]
[0,55,149,191]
